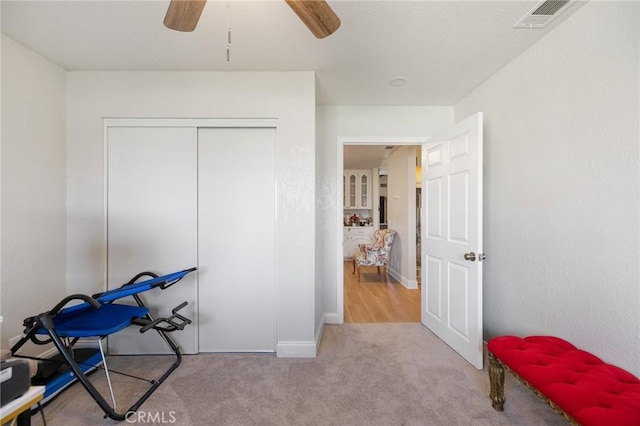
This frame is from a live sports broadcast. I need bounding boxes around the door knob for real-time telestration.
[464,252,476,262]
[478,253,487,262]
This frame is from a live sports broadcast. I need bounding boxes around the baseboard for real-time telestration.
[37,347,59,360]
[276,312,338,359]
[37,338,99,359]
[388,268,419,289]
[276,341,317,358]
[324,313,340,324]
[315,317,325,355]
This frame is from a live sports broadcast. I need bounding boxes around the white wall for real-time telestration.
[66,71,317,356]
[455,1,640,375]
[0,35,67,348]
[316,106,453,323]
[387,146,417,288]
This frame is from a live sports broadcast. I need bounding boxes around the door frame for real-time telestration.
[336,136,428,324]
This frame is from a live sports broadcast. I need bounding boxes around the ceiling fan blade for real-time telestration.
[164,0,207,32]
[285,0,341,39]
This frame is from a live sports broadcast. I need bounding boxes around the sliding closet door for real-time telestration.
[107,126,197,354]
[198,127,276,352]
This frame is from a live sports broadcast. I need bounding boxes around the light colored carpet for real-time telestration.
[32,324,565,425]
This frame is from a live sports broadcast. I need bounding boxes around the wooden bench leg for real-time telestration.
[489,352,506,411]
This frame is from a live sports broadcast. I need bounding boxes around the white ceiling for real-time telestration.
[2,0,584,170]
[344,145,397,169]
[1,0,584,106]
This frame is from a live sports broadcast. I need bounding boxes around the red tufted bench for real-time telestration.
[487,336,640,425]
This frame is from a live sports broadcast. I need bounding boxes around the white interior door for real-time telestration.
[107,126,198,355]
[198,127,276,352]
[421,112,484,369]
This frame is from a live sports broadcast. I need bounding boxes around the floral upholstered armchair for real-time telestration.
[352,229,396,281]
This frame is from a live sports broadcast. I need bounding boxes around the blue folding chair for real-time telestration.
[10,267,196,421]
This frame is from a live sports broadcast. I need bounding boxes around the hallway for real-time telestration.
[343,261,421,323]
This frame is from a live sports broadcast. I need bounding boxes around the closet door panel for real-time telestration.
[107,126,197,354]
[198,127,276,352]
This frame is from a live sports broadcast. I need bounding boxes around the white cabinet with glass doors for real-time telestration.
[343,169,372,209]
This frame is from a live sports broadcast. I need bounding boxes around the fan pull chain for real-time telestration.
[226,3,231,62]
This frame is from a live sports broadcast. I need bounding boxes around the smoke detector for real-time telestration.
[514,0,574,29]
[389,77,406,87]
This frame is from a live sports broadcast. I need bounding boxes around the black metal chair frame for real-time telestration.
[10,268,196,421]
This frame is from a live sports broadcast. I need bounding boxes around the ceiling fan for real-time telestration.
[164,0,341,39]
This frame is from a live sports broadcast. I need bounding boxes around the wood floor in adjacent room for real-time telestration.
[344,261,421,323]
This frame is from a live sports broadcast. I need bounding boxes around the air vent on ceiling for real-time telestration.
[514,0,573,29]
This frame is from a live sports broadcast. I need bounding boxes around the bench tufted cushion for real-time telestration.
[488,336,640,425]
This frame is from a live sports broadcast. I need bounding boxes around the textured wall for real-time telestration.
[387,146,418,288]
[66,72,317,355]
[455,2,640,374]
[1,35,67,349]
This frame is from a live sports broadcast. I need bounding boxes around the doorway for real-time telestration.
[337,137,427,324]
[336,113,484,368]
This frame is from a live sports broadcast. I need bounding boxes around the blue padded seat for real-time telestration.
[36,304,149,338]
